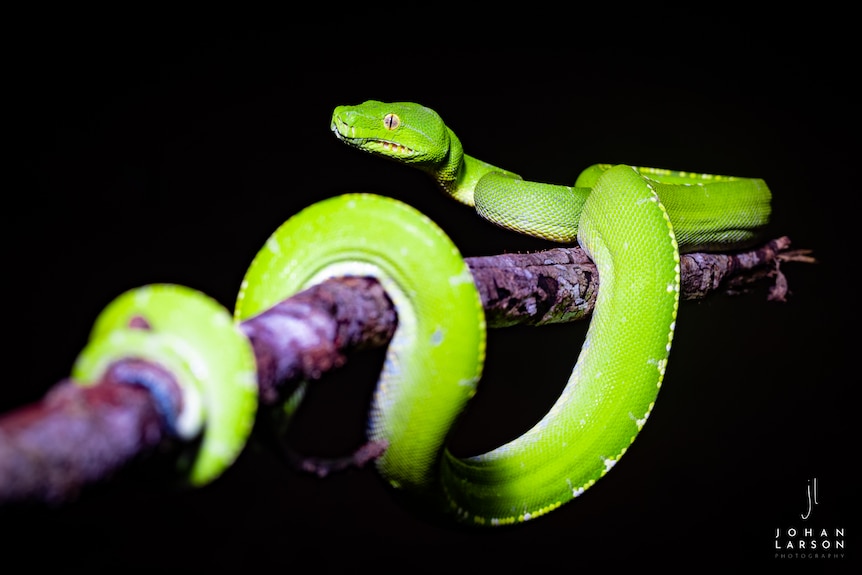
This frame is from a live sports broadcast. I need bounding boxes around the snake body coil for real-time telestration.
[241,100,772,525]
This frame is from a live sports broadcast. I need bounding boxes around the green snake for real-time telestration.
[245,100,772,526]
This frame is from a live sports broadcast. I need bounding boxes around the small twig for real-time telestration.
[288,440,389,478]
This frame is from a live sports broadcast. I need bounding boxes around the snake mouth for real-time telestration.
[331,124,417,157]
[371,140,416,155]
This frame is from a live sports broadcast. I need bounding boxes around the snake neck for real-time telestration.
[429,127,521,207]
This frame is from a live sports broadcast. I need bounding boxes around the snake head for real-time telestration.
[331,100,453,168]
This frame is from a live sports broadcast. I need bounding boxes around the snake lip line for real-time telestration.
[374,140,415,155]
[331,129,416,156]
[345,136,415,156]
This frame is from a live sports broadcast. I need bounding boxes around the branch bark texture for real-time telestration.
[0,236,808,505]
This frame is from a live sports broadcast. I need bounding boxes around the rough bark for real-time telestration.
[469,236,807,326]
[239,276,397,405]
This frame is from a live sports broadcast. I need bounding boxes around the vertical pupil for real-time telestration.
[385,114,398,130]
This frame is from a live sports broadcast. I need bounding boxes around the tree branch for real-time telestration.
[0,360,182,506]
[470,235,802,326]
[0,236,810,505]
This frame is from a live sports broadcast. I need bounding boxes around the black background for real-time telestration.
[3,15,854,571]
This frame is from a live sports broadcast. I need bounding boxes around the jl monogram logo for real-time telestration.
[774,478,845,561]
[801,477,818,520]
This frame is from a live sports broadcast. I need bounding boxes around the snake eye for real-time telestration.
[383,113,400,130]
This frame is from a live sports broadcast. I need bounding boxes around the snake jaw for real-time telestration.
[331,124,419,160]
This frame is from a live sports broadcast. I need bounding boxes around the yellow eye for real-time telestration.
[384,113,400,130]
